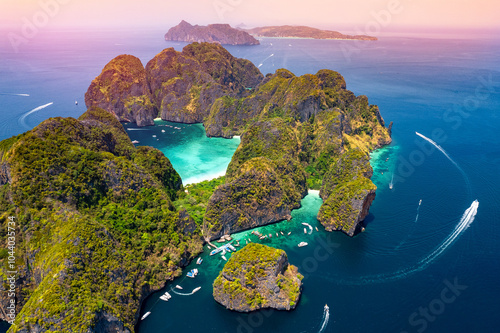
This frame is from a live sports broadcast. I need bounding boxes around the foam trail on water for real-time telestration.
[258,53,274,68]
[394,199,422,250]
[170,288,199,296]
[415,132,467,178]
[0,93,30,97]
[415,200,422,223]
[18,102,53,128]
[340,200,479,285]
[318,305,330,333]
[126,128,149,131]
[415,200,478,270]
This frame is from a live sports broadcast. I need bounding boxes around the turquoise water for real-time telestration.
[1,30,499,332]
[124,120,240,184]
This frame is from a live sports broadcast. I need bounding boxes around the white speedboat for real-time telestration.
[298,242,308,247]
[141,311,151,320]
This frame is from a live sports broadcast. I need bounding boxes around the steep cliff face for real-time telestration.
[0,107,203,332]
[165,20,260,45]
[145,43,263,124]
[213,243,302,312]
[317,149,376,236]
[204,119,307,241]
[85,55,157,126]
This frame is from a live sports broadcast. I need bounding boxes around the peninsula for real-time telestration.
[244,25,377,41]
[165,20,260,45]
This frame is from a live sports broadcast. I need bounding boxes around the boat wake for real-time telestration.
[415,199,422,223]
[258,53,274,68]
[18,102,53,128]
[170,287,201,296]
[394,199,422,250]
[318,304,330,333]
[343,200,479,285]
[0,93,30,97]
[415,132,470,189]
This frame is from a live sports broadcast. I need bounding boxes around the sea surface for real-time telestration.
[0,29,499,333]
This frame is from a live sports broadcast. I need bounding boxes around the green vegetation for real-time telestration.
[213,243,302,312]
[174,177,226,228]
[0,107,202,332]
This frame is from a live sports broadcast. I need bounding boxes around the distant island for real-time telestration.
[213,243,302,312]
[165,20,260,45]
[244,25,377,41]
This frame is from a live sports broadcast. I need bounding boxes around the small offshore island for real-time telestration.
[165,20,260,45]
[245,25,377,41]
[213,243,302,312]
[0,42,390,332]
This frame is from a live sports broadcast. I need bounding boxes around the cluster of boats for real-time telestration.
[159,291,171,301]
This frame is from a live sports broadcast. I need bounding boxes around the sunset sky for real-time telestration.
[0,0,499,33]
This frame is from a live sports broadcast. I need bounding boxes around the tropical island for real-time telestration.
[0,42,391,331]
[164,20,260,45]
[244,25,377,41]
[213,243,302,312]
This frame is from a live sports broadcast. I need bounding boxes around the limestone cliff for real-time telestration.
[84,55,156,126]
[145,43,263,124]
[165,20,260,45]
[213,243,302,312]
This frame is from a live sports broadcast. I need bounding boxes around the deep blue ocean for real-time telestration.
[0,29,499,333]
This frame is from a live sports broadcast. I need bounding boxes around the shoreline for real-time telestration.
[254,36,377,41]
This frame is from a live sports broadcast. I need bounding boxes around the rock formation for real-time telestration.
[213,243,302,312]
[165,20,260,45]
[84,55,156,126]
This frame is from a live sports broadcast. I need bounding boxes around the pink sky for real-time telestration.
[0,0,499,32]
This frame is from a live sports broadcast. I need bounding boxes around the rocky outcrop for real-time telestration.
[203,157,304,241]
[84,55,156,126]
[245,25,377,41]
[145,43,263,125]
[213,243,302,312]
[165,20,259,45]
[317,149,376,236]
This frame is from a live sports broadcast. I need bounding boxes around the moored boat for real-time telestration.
[298,242,308,247]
